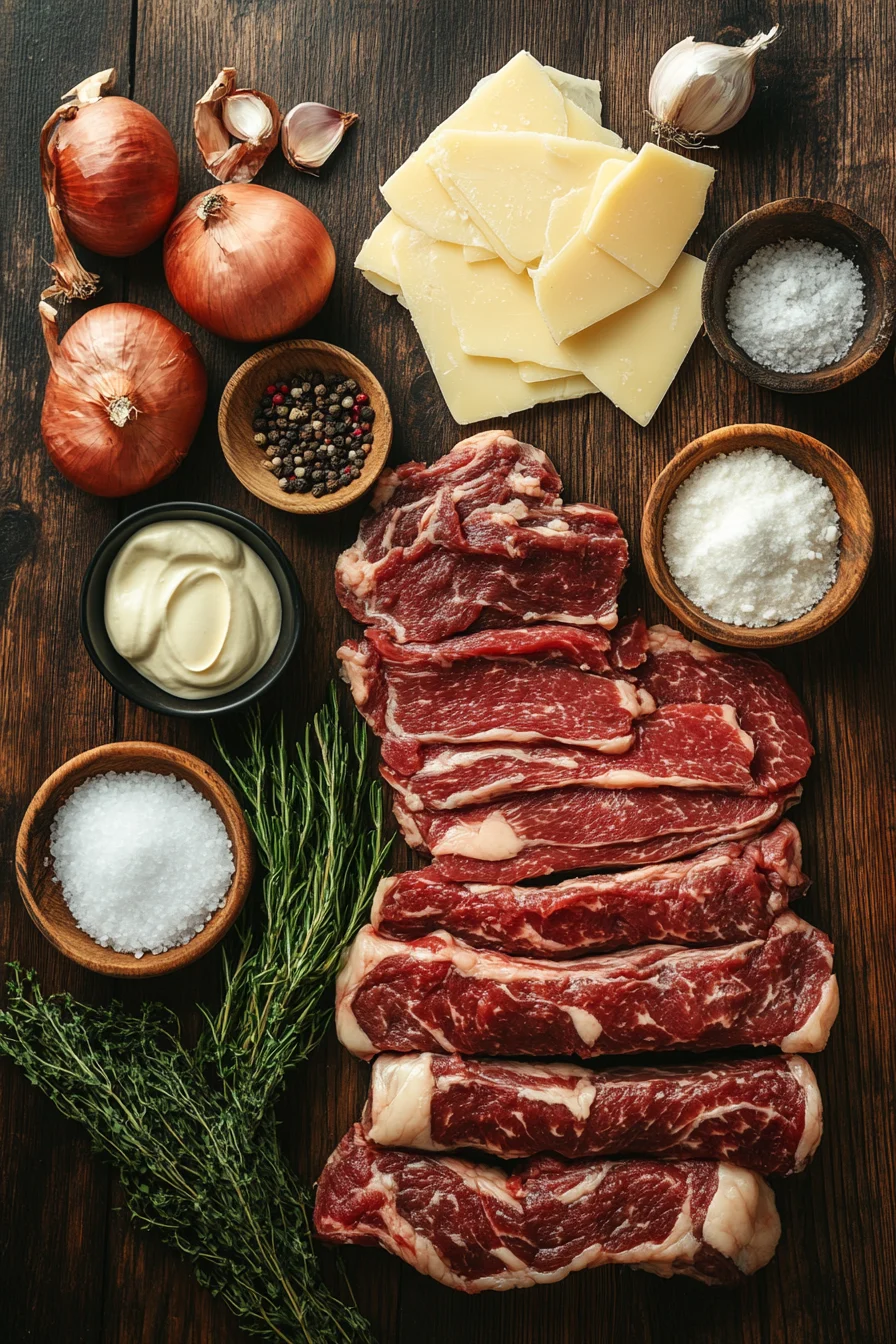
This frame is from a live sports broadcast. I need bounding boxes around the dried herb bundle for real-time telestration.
[0,688,390,1343]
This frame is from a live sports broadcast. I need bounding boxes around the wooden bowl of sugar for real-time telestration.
[641,423,874,649]
[702,197,896,394]
[16,742,254,977]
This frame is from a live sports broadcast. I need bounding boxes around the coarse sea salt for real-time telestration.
[50,770,235,957]
[662,448,841,628]
[726,238,865,374]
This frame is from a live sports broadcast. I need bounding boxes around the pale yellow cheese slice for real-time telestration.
[463,244,498,263]
[429,131,633,269]
[435,250,580,370]
[532,163,655,342]
[563,100,623,148]
[583,142,715,287]
[380,52,568,247]
[545,67,604,123]
[355,211,405,296]
[518,362,575,382]
[563,253,706,426]
[392,227,594,423]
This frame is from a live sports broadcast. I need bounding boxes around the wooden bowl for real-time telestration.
[218,339,393,514]
[702,198,896,394]
[641,423,874,649]
[16,742,254,977]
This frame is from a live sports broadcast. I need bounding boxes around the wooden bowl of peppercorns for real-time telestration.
[218,339,392,514]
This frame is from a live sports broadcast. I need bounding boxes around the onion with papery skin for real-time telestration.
[40,69,180,302]
[163,184,336,342]
[40,302,207,498]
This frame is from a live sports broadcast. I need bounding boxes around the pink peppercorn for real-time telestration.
[272,393,285,405]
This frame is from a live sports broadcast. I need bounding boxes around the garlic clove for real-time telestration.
[194,67,281,184]
[221,92,275,144]
[648,25,781,146]
[281,102,359,174]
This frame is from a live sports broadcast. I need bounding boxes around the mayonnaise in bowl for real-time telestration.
[104,520,282,699]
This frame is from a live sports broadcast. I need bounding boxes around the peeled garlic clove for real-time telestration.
[221,92,275,144]
[281,102,359,174]
[194,67,281,184]
[649,25,781,146]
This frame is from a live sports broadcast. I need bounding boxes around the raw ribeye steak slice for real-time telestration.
[341,430,562,566]
[395,784,797,883]
[640,626,813,794]
[363,1052,821,1176]
[384,703,756,810]
[372,822,806,955]
[314,1125,781,1289]
[335,913,838,1060]
[339,627,651,776]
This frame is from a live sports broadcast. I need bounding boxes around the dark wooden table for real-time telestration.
[2,1,895,1340]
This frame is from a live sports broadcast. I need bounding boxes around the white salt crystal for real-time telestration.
[726,238,865,373]
[50,771,235,957]
[662,447,841,628]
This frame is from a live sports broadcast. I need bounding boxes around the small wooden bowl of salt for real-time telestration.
[16,742,254,977]
[641,423,874,649]
[702,197,896,394]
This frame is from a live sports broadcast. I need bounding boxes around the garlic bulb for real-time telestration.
[281,102,359,174]
[649,26,781,146]
[194,67,281,184]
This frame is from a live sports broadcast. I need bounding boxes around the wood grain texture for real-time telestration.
[1,1,895,1342]
[641,423,874,647]
[16,741,253,976]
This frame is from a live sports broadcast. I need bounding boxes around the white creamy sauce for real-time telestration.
[104,521,281,699]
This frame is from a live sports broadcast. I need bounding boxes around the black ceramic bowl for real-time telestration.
[80,502,303,718]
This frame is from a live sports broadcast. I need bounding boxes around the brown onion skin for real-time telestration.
[41,304,207,497]
[52,98,179,257]
[163,183,336,341]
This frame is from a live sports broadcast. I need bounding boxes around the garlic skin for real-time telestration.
[649,26,781,146]
[281,102,359,174]
[194,68,281,184]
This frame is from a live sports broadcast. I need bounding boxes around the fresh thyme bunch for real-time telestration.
[0,688,389,1344]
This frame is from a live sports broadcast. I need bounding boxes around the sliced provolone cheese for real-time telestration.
[355,211,405,296]
[393,227,594,423]
[381,51,568,247]
[563,252,706,426]
[445,253,580,370]
[429,131,633,268]
[518,362,575,382]
[463,244,498,263]
[583,142,715,287]
[545,66,604,123]
[533,162,654,341]
[563,100,622,148]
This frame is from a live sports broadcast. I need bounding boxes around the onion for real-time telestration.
[40,301,207,498]
[41,69,180,302]
[163,183,335,341]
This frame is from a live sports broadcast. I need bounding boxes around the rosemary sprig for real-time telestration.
[0,687,389,1343]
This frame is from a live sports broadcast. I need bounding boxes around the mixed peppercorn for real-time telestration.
[251,369,376,498]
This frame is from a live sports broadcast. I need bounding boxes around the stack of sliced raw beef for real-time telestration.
[315,431,839,1293]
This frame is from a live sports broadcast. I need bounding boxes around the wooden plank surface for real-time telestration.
[1,1,895,1341]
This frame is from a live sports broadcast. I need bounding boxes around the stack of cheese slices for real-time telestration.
[356,51,715,426]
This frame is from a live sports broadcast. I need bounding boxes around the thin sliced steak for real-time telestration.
[339,629,652,776]
[395,785,797,883]
[335,913,838,1060]
[335,436,628,643]
[372,822,806,954]
[640,626,813,794]
[384,704,756,810]
[314,1125,781,1289]
[340,430,562,566]
[363,1052,822,1176]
